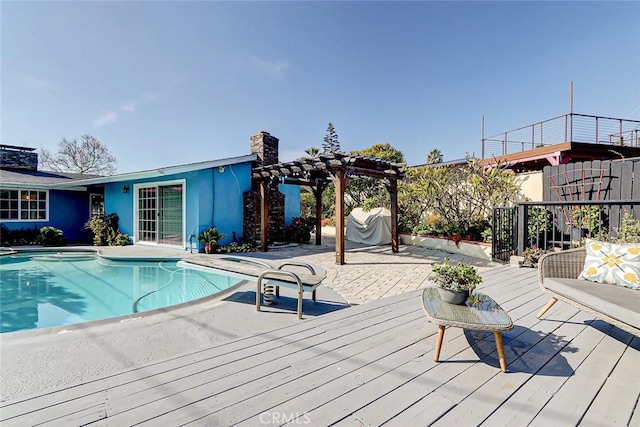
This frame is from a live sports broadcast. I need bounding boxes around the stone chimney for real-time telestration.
[0,145,38,171]
[250,131,279,166]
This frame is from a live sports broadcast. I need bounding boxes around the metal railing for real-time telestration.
[514,200,640,255]
[482,113,640,159]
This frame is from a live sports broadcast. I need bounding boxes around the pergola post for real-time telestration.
[313,183,325,246]
[251,153,405,263]
[390,177,399,253]
[334,170,345,265]
[259,180,269,252]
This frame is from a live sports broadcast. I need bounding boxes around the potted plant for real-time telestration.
[522,246,548,268]
[569,205,607,243]
[430,258,483,304]
[198,227,225,254]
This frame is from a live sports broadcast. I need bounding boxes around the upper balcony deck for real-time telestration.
[482,113,640,165]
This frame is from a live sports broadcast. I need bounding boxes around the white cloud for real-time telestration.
[24,76,59,91]
[120,102,136,112]
[245,56,291,78]
[93,112,118,127]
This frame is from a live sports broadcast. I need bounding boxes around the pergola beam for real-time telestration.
[252,152,406,264]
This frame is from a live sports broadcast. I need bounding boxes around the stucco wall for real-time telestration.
[0,190,92,244]
[213,163,252,245]
[514,171,543,201]
[102,162,256,249]
[279,183,301,226]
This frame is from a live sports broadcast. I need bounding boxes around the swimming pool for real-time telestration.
[0,251,243,333]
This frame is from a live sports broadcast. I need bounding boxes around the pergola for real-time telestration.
[252,152,406,264]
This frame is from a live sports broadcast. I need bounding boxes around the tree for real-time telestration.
[40,135,117,175]
[354,143,405,164]
[398,157,521,237]
[426,148,443,165]
[304,146,320,157]
[347,143,405,211]
[322,122,341,153]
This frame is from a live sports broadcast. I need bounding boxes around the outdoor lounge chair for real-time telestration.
[536,247,640,336]
[255,261,325,319]
[184,255,326,319]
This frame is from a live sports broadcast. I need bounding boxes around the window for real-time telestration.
[0,189,48,221]
[90,194,104,217]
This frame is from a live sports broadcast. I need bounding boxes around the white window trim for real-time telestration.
[133,179,186,248]
[0,188,49,222]
[89,193,104,217]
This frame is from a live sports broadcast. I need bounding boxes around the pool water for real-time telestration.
[0,252,242,333]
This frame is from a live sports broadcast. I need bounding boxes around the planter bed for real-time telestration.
[400,233,492,261]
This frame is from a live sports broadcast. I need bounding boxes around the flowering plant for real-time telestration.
[285,217,314,243]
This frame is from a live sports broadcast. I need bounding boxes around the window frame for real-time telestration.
[0,188,49,222]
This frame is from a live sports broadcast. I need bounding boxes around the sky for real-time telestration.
[2,1,639,173]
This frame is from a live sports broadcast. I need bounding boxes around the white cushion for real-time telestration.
[579,239,640,290]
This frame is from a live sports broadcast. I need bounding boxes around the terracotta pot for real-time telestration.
[204,244,216,254]
[437,287,469,305]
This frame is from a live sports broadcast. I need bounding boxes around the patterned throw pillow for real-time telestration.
[579,239,640,289]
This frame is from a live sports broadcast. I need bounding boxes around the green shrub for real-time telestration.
[0,225,40,246]
[522,246,547,267]
[612,212,640,243]
[285,217,314,243]
[217,241,256,253]
[84,213,131,246]
[35,226,66,246]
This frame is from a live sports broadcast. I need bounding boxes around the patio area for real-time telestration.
[2,244,638,426]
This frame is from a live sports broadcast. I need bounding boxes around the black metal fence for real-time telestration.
[492,207,517,263]
[491,200,640,263]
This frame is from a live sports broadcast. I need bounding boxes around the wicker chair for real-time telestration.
[537,247,640,336]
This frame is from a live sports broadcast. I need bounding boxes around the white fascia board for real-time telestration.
[0,183,88,191]
[0,183,51,190]
[51,154,257,188]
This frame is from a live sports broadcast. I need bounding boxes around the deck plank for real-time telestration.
[528,324,635,427]
[352,302,584,426]
[133,313,428,425]
[284,282,550,426]
[431,310,609,426]
[1,266,638,426]
[0,292,416,423]
[579,336,640,427]
[325,289,562,426]
[2,297,420,426]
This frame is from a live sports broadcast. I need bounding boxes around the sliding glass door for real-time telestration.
[135,181,184,246]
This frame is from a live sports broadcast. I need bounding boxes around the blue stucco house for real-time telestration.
[0,132,300,251]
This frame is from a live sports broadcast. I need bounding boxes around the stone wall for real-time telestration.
[250,131,279,166]
[243,188,286,243]
[0,146,38,170]
[244,131,289,244]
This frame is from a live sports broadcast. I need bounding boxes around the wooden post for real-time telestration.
[313,183,324,246]
[390,178,399,253]
[259,180,269,252]
[334,170,345,265]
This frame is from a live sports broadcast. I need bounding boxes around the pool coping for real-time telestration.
[0,248,267,338]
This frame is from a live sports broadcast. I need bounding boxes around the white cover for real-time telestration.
[346,207,392,245]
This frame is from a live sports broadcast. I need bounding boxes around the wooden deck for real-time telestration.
[1,266,639,426]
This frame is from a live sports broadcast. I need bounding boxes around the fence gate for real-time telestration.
[492,207,517,263]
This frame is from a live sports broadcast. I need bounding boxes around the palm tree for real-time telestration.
[426,148,443,165]
[304,147,320,157]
